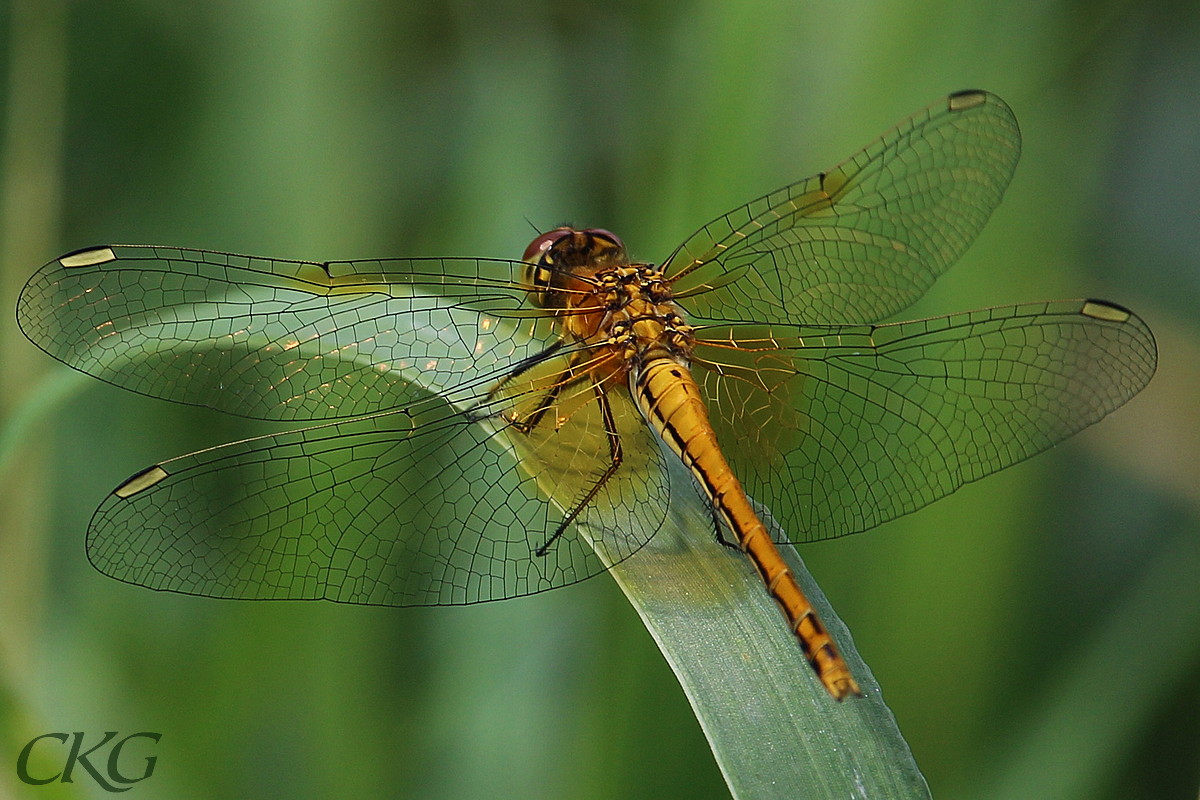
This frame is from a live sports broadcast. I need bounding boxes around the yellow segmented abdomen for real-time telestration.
[633,356,862,700]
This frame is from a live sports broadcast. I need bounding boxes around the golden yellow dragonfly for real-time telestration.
[17,90,1156,700]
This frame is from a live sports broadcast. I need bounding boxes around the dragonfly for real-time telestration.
[17,90,1157,700]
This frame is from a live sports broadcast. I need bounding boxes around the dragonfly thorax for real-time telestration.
[605,287,694,354]
[577,263,697,391]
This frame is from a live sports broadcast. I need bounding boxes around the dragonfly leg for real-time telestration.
[466,340,569,423]
[502,346,608,435]
[712,510,740,550]
[534,377,624,556]
[507,364,593,435]
[489,339,566,397]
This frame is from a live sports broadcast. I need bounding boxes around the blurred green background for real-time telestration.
[1,1,1197,798]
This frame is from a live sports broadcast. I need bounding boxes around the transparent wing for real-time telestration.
[666,91,1021,325]
[16,244,546,421]
[25,244,672,605]
[85,361,668,606]
[691,300,1157,542]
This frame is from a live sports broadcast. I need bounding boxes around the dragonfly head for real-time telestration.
[522,227,627,308]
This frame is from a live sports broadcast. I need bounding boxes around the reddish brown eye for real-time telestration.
[583,228,624,249]
[522,228,573,263]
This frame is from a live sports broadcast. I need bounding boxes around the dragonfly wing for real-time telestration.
[86,392,660,605]
[692,300,1157,542]
[666,91,1020,325]
[17,245,543,421]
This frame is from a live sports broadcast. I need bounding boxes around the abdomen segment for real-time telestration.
[633,357,861,700]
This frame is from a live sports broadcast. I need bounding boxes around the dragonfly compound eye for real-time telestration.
[582,228,624,249]
[522,228,573,264]
[522,227,574,307]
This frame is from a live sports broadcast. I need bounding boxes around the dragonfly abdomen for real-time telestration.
[632,357,862,700]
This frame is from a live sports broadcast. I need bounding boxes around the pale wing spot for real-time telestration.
[1081,301,1131,323]
[59,247,116,268]
[114,466,169,499]
[948,89,988,111]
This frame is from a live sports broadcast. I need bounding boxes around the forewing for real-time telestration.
[666,91,1020,325]
[17,245,543,420]
[691,300,1157,542]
